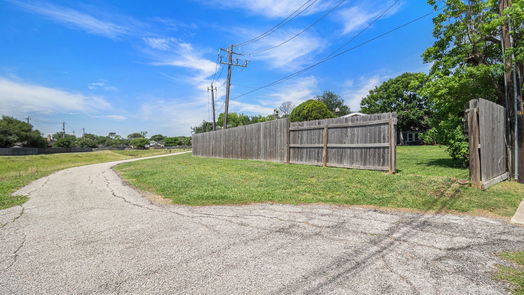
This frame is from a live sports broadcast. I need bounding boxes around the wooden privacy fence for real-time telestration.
[467,98,508,189]
[192,119,288,162]
[289,113,397,172]
[192,112,397,172]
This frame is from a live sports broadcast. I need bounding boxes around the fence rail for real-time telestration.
[192,113,397,172]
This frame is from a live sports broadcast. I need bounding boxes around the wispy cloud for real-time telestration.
[144,38,217,82]
[88,80,118,92]
[265,76,318,105]
[342,75,387,111]
[8,0,130,39]
[101,114,126,120]
[238,29,325,70]
[0,77,111,115]
[337,1,401,35]
[198,0,331,18]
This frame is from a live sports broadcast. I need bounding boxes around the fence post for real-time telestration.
[322,125,328,167]
[388,119,396,173]
[286,119,291,163]
[468,106,482,188]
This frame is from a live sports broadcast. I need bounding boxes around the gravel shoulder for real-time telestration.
[1,151,523,294]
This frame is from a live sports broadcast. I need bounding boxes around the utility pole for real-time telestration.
[62,121,66,135]
[500,0,524,183]
[82,128,85,137]
[25,116,30,124]
[219,44,248,129]
[207,83,217,131]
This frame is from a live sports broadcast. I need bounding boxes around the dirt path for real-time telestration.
[1,151,523,294]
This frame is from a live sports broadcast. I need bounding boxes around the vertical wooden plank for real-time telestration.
[468,106,482,188]
[322,125,328,167]
[286,118,291,163]
[388,118,397,173]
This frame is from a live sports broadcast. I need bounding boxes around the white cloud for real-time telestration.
[9,0,129,39]
[342,76,384,111]
[337,1,401,35]
[145,38,217,81]
[0,77,111,115]
[138,97,208,136]
[239,29,325,70]
[102,114,126,120]
[88,80,118,91]
[265,76,318,105]
[200,0,330,18]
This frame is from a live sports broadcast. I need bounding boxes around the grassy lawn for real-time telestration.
[114,145,524,217]
[496,251,524,294]
[0,149,187,209]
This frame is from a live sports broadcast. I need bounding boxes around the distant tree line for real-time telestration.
[191,91,352,133]
[0,116,191,149]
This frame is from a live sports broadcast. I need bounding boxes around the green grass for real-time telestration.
[496,251,524,294]
[114,145,524,217]
[0,149,188,209]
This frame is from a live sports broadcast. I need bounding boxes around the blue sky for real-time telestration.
[0,0,435,136]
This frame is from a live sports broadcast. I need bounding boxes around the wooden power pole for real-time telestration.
[219,44,248,129]
[500,0,524,182]
[208,83,217,131]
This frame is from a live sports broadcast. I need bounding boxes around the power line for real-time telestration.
[325,0,399,58]
[232,10,434,100]
[245,0,348,56]
[236,0,319,47]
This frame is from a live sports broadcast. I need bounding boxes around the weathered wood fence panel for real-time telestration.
[289,113,397,172]
[467,98,508,189]
[193,113,397,172]
[192,118,288,162]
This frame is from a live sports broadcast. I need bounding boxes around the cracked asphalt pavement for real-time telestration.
[1,152,524,294]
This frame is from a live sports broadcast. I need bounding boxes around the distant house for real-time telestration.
[340,112,424,145]
[148,141,164,149]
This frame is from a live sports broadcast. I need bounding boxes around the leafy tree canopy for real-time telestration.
[130,138,149,149]
[315,91,350,116]
[52,132,76,148]
[0,116,46,148]
[418,0,524,164]
[289,100,336,122]
[150,134,165,142]
[360,73,430,131]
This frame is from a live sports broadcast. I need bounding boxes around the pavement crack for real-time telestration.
[2,232,26,273]
[0,206,25,229]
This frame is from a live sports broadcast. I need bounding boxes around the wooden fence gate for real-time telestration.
[467,98,508,189]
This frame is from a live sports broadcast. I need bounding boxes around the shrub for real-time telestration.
[289,100,336,122]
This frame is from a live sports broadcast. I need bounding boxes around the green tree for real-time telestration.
[360,73,430,132]
[75,134,98,148]
[191,121,214,134]
[130,138,149,149]
[0,116,46,148]
[420,0,524,164]
[127,132,146,140]
[315,91,350,116]
[52,132,76,148]
[150,134,165,142]
[289,100,336,122]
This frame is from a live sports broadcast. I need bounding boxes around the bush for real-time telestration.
[289,100,336,122]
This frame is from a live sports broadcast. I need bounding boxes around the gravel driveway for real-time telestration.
[1,152,523,294]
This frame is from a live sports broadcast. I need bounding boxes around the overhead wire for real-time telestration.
[245,0,349,56]
[232,9,434,100]
[235,0,319,47]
